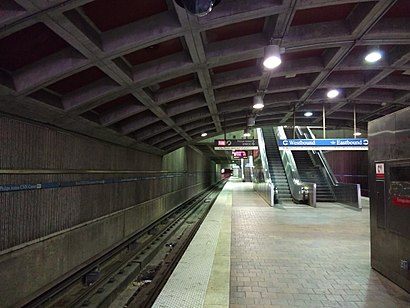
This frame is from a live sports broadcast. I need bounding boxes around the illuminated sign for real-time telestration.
[214,139,258,150]
[232,150,248,159]
[392,196,410,208]
[278,138,368,150]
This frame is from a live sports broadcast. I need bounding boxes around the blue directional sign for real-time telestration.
[278,138,368,150]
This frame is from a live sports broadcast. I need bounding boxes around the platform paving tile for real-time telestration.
[153,182,232,308]
[229,182,410,308]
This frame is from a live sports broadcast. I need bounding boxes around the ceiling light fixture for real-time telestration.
[201,132,208,137]
[263,44,282,69]
[253,96,264,109]
[327,89,340,99]
[175,0,221,17]
[365,50,382,63]
[247,116,256,126]
[304,111,313,117]
[243,128,251,137]
[353,132,362,136]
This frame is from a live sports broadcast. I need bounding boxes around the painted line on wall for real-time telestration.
[0,172,210,193]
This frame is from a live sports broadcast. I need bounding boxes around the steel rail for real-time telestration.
[23,181,224,308]
[65,182,223,308]
[127,187,219,308]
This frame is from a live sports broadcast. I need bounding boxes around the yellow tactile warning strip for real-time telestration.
[152,182,232,308]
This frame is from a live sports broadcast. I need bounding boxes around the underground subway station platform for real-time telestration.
[1,0,410,307]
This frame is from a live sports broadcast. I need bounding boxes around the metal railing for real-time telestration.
[253,128,275,206]
[297,127,362,210]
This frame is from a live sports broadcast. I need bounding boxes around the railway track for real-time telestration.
[24,181,225,308]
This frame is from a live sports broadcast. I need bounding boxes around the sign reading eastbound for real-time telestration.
[278,138,368,150]
[214,139,258,150]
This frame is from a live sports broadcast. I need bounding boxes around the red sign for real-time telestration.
[233,150,248,159]
[376,163,385,180]
[392,196,410,208]
[217,140,226,146]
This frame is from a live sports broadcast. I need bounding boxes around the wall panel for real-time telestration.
[0,116,216,306]
[324,150,369,196]
[369,107,410,293]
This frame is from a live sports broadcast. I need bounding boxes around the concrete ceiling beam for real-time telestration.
[155,81,203,105]
[213,67,261,89]
[62,78,121,112]
[166,96,208,117]
[100,104,146,127]
[12,48,89,94]
[174,108,210,126]
[215,83,256,103]
[198,0,286,31]
[175,3,222,133]
[132,53,194,85]
[102,12,183,55]
[134,125,170,142]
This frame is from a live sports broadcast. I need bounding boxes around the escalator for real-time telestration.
[261,128,292,202]
[258,126,360,208]
[291,151,336,201]
[283,128,336,202]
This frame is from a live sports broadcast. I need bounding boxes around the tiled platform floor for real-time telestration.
[230,181,410,308]
[153,180,232,308]
[154,178,410,308]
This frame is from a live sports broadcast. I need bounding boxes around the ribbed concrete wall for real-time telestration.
[0,117,215,307]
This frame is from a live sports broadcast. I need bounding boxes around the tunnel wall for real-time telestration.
[0,116,215,307]
[368,107,410,293]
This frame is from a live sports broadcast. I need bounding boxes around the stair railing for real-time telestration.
[295,126,337,202]
[300,127,338,186]
[296,126,362,210]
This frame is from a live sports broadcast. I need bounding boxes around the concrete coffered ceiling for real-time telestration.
[0,0,410,158]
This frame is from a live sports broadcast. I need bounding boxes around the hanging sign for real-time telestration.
[214,139,258,150]
[232,150,248,159]
[278,138,368,150]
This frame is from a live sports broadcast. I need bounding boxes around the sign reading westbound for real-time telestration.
[278,138,368,150]
[214,139,258,150]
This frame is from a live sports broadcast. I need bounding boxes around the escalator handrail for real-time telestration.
[257,128,273,184]
[274,126,313,202]
[298,127,338,187]
[295,127,361,208]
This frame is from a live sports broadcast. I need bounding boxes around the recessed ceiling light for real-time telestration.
[365,50,382,63]
[201,132,208,137]
[243,132,251,137]
[304,112,313,117]
[327,89,340,99]
[353,132,362,136]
